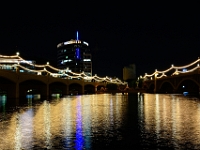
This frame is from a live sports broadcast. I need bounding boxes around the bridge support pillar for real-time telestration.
[95,86,97,92]
[154,72,158,93]
[66,84,69,95]
[82,86,85,94]
[46,84,49,100]
[199,86,200,97]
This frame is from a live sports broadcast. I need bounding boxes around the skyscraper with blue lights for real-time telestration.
[57,32,92,76]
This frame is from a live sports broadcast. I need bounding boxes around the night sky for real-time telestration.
[0,3,200,79]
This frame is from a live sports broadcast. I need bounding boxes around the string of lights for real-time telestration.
[0,53,127,85]
[143,57,200,80]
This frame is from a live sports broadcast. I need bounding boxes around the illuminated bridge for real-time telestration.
[142,58,200,96]
[0,54,127,100]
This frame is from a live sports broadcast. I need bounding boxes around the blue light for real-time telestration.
[75,98,84,150]
[183,92,189,96]
[77,31,79,40]
[76,48,80,59]
[183,68,187,72]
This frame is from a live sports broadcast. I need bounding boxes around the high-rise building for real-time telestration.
[123,64,136,81]
[57,32,92,76]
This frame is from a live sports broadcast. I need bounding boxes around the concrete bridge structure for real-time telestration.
[0,69,108,100]
[143,65,200,96]
[0,54,127,101]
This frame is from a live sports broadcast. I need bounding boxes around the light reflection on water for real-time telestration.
[0,93,200,149]
[138,94,200,149]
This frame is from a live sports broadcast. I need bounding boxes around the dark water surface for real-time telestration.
[1,93,200,149]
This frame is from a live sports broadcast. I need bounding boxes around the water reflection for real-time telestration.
[139,94,200,149]
[75,96,84,150]
[1,93,200,149]
[0,95,6,117]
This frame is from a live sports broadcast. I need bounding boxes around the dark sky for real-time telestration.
[0,3,200,79]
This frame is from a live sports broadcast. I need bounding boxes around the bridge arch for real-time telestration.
[19,76,48,84]
[19,79,47,99]
[96,85,106,91]
[158,81,175,93]
[0,76,16,99]
[0,70,17,82]
[146,83,155,93]
[69,83,82,95]
[49,81,67,97]
[84,84,95,94]
[176,78,200,95]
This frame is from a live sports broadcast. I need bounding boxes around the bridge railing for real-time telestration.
[142,57,200,81]
[0,53,127,85]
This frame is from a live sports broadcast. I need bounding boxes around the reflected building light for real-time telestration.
[19,109,34,149]
[43,100,52,149]
[75,97,84,150]
[109,98,114,128]
[15,113,22,150]
[82,96,92,149]
[155,94,160,138]
[0,95,6,115]
[171,95,176,139]
[162,98,167,128]
[63,98,73,147]
[138,93,144,125]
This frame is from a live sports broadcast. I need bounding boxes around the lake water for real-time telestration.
[0,93,200,149]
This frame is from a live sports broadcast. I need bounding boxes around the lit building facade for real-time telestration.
[0,56,35,73]
[57,32,92,76]
[123,64,136,81]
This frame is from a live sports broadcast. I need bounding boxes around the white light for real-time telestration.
[63,59,72,62]
[83,41,89,46]
[64,40,81,45]
[16,52,20,56]
[57,43,63,48]
[83,59,91,61]
[20,60,34,64]
[0,54,127,85]
[182,68,187,72]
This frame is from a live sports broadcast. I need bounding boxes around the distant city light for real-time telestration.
[142,58,200,79]
[83,59,91,61]
[76,48,80,59]
[83,41,89,46]
[0,53,127,85]
[183,69,187,72]
[77,31,79,40]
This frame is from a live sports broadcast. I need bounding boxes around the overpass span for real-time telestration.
[142,58,200,96]
[0,54,127,100]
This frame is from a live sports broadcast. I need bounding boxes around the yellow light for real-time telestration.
[0,54,127,85]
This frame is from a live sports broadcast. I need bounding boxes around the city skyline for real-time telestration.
[0,3,199,79]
